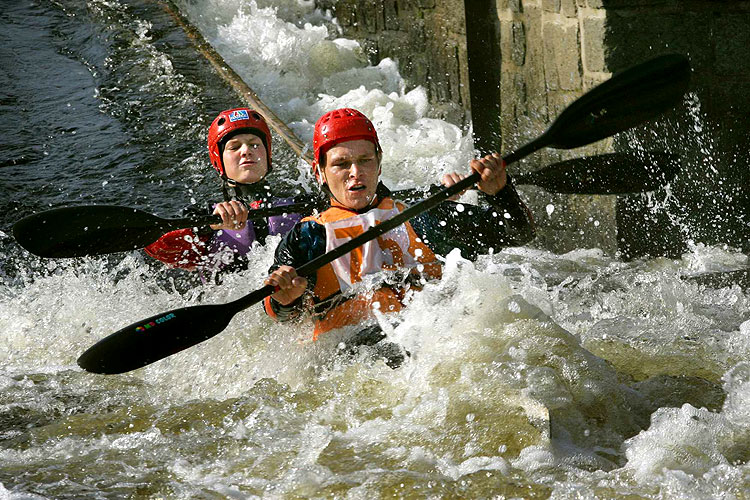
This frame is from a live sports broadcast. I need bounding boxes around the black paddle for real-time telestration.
[13,151,679,259]
[399,150,681,201]
[514,151,680,195]
[11,203,313,259]
[77,53,691,374]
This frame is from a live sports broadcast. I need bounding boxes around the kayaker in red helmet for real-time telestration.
[262,108,534,363]
[145,108,303,281]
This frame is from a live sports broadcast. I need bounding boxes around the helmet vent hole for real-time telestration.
[217,118,225,126]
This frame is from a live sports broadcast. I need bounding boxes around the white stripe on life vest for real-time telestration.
[324,206,417,291]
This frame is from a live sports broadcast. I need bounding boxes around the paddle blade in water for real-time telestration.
[77,303,237,374]
[545,54,691,149]
[516,151,681,194]
[13,206,173,258]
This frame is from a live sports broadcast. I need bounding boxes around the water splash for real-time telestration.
[4,0,750,498]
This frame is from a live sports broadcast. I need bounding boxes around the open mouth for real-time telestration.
[349,185,366,192]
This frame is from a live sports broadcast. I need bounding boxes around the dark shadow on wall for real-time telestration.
[464,0,502,155]
[600,4,750,260]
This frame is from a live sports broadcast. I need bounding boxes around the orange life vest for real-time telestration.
[304,197,442,339]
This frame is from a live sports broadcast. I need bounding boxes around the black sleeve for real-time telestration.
[409,178,535,261]
[482,178,535,247]
[265,222,321,322]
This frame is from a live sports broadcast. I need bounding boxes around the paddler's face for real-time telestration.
[222,133,268,184]
[321,139,380,210]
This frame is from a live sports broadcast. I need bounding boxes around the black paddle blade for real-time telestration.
[516,151,681,194]
[77,303,236,374]
[13,206,172,258]
[78,286,273,374]
[545,54,691,150]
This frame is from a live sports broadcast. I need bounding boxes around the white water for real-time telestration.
[177,0,476,192]
[2,0,750,497]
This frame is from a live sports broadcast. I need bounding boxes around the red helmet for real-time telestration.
[312,108,381,173]
[207,108,272,178]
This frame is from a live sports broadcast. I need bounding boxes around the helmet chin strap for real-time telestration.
[222,176,270,204]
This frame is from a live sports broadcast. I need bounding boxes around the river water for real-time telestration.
[1,0,750,498]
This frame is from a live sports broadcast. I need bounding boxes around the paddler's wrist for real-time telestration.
[268,294,304,321]
[483,176,519,203]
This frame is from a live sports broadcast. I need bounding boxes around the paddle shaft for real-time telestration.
[116,144,656,232]
[226,170,485,312]
[178,201,318,229]
[13,147,680,259]
[226,134,557,312]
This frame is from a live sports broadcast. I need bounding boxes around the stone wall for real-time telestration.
[497,0,620,254]
[319,0,750,258]
[316,0,470,125]
[498,0,750,258]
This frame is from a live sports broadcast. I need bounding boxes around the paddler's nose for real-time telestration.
[349,160,368,179]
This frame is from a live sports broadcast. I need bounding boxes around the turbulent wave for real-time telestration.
[1,0,749,498]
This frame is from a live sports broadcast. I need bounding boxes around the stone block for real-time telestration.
[336,3,358,28]
[542,0,561,12]
[547,90,582,122]
[408,16,427,46]
[561,0,576,16]
[509,0,523,13]
[378,31,409,60]
[439,0,466,36]
[582,15,606,73]
[512,21,527,66]
[425,40,460,103]
[500,71,527,141]
[361,0,382,33]
[521,5,548,119]
[404,52,430,90]
[543,23,581,91]
[513,72,528,110]
[500,21,513,63]
[383,0,400,30]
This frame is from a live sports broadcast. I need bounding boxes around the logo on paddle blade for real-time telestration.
[589,107,608,124]
[135,313,176,333]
